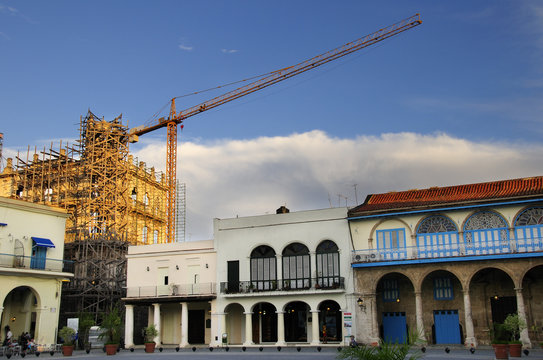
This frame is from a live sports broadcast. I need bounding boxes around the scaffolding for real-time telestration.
[176,181,186,242]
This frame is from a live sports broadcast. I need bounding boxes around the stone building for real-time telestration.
[0,196,72,346]
[348,176,543,347]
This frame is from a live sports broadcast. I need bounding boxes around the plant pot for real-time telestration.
[145,342,156,353]
[105,344,118,356]
[62,345,74,356]
[492,344,509,359]
[509,343,522,358]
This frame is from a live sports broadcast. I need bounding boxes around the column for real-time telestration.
[276,255,283,287]
[310,310,320,345]
[124,305,134,348]
[276,311,286,346]
[370,293,380,344]
[153,303,161,345]
[219,313,226,346]
[311,251,318,285]
[515,287,532,348]
[243,312,253,346]
[414,291,427,343]
[179,302,188,347]
[462,289,477,347]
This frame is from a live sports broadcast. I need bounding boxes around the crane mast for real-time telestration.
[130,14,422,243]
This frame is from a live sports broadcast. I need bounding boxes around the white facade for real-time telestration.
[213,207,355,347]
[123,241,216,347]
[0,197,71,347]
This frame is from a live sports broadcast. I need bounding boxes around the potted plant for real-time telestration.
[143,324,159,353]
[78,312,95,351]
[503,313,526,358]
[491,323,509,359]
[59,326,76,356]
[99,307,122,356]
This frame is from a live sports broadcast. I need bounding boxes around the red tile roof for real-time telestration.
[349,176,543,216]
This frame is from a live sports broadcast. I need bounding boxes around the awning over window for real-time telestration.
[0,223,7,227]
[31,237,55,248]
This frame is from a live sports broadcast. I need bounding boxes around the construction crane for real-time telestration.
[129,14,422,243]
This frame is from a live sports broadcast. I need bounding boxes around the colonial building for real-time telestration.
[0,197,72,346]
[122,241,216,347]
[348,176,543,347]
[213,207,355,347]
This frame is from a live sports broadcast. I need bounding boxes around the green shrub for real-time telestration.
[59,326,76,346]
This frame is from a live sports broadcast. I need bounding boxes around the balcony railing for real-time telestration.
[0,253,74,273]
[352,236,543,264]
[126,282,216,298]
[220,277,345,295]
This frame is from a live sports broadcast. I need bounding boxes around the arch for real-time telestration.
[284,301,310,342]
[369,218,413,247]
[282,243,310,290]
[416,215,458,234]
[143,193,149,206]
[421,269,462,301]
[1,286,41,342]
[250,245,277,291]
[521,264,543,335]
[316,240,340,289]
[251,302,277,343]
[463,210,510,255]
[318,300,342,342]
[224,303,245,345]
[513,207,543,253]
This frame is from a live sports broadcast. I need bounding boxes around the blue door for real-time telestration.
[434,310,461,344]
[31,246,47,269]
[382,312,407,343]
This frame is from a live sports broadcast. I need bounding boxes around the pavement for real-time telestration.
[14,345,543,360]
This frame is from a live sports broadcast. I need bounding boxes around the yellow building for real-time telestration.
[0,197,72,347]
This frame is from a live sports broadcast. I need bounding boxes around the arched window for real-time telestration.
[250,246,277,290]
[463,211,509,255]
[142,226,148,244]
[514,207,543,252]
[282,243,310,290]
[416,215,459,258]
[316,240,340,288]
[143,193,149,206]
[153,230,159,244]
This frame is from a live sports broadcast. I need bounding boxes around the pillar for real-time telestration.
[310,310,320,345]
[515,287,532,348]
[276,311,286,346]
[219,313,226,346]
[124,305,134,348]
[153,303,161,345]
[180,302,188,347]
[462,289,477,347]
[414,291,427,343]
[370,294,379,343]
[243,312,253,346]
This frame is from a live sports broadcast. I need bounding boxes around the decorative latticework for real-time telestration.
[417,215,457,234]
[515,207,543,226]
[464,211,508,244]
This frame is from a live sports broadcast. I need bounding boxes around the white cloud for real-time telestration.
[131,131,543,241]
[221,48,238,54]
[178,44,193,51]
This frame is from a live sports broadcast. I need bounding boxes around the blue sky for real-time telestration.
[1,1,543,240]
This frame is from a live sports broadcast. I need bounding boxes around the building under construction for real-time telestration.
[0,110,185,321]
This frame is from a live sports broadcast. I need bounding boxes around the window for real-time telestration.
[382,279,399,302]
[463,211,509,254]
[434,277,453,300]
[316,240,340,288]
[376,229,407,260]
[153,230,159,244]
[282,243,310,289]
[143,193,149,206]
[142,226,148,244]
[250,246,277,290]
[514,207,543,252]
[416,216,459,258]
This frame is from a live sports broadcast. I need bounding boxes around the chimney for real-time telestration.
[276,206,289,214]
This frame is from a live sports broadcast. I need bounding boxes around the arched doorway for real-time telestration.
[522,265,543,345]
[224,303,244,345]
[421,270,463,344]
[284,301,309,342]
[318,300,342,343]
[1,287,39,342]
[376,272,414,344]
[251,302,277,344]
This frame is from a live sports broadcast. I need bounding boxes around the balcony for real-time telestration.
[126,282,216,298]
[352,236,543,265]
[219,277,345,295]
[0,253,74,273]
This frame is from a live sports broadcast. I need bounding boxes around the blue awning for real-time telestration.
[0,223,7,227]
[32,237,55,248]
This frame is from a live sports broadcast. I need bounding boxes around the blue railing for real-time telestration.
[352,236,543,263]
[0,253,74,273]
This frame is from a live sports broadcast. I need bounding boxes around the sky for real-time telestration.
[1,1,543,240]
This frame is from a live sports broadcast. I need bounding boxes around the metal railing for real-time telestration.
[0,253,74,273]
[352,237,543,264]
[220,277,345,294]
[126,282,216,298]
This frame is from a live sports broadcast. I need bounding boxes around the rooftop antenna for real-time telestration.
[0,133,3,172]
[353,184,359,204]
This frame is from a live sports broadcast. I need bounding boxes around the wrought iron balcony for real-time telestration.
[0,252,74,273]
[352,236,543,264]
[126,282,216,298]
[219,277,345,295]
